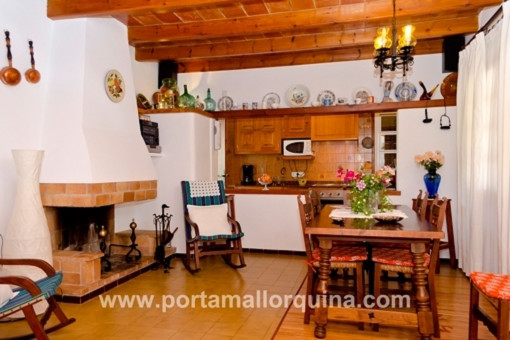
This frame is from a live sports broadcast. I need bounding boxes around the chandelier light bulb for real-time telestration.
[374,27,392,50]
[398,25,417,49]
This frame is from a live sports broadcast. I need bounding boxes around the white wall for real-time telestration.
[395,106,457,257]
[114,113,216,253]
[0,0,54,236]
[0,0,157,238]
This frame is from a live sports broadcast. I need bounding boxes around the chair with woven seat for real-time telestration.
[469,272,510,339]
[297,195,368,325]
[371,197,448,338]
[181,180,246,274]
[0,258,76,340]
[412,189,430,219]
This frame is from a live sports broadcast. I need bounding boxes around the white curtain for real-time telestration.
[457,3,510,274]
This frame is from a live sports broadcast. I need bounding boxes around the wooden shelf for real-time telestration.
[213,98,456,119]
[138,98,456,120]
[138,107,215,119]
[282,155,315,160]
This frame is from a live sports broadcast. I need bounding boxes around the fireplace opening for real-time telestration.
[52,206,114,252]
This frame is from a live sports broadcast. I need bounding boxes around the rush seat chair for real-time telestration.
[370,197,448,338]
[0,258,75,340]
[297,195,368,325]
[181,180,246,274]
[469,272,510,339]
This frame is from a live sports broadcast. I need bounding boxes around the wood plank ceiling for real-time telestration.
[47,0,502,73]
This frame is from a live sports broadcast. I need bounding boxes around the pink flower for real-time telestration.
[356,180,366,190]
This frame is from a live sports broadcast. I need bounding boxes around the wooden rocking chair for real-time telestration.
[0,258,75,340]
[181,180,246,274]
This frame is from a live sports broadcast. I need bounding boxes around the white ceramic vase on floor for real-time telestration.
[3,150,52,315]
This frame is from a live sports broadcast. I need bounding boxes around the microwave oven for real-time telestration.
[282,139,313,156]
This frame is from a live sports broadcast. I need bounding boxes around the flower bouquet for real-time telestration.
[414,150,444,172]
[337,166,395,215]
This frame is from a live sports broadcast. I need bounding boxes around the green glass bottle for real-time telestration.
[203,88,216,112]
[177,84,195,108]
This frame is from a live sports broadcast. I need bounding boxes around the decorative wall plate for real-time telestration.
[285,84,310,107]
[262,92,280,109]
[218,96,234,111]
[105,70,125,102]
[394,82,417,101]
[317,90,336,106]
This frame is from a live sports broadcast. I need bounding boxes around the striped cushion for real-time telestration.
[312,246,367,262]
[471,272,510,300]
[372,248,430,267]
[198,232,244,241]
[0,272,63,318]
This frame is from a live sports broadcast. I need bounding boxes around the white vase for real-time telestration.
[3,150,52,316]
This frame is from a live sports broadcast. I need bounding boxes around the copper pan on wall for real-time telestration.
[25,40,40,83]
[0,31,21,86]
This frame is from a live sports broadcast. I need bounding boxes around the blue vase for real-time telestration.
[424,170,441,198]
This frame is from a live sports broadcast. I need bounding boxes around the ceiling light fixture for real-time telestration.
[373,0,416,78]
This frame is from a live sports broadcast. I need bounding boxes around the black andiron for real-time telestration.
[98,225,111,272]
[108,219,142,262]
[153,204,178,273]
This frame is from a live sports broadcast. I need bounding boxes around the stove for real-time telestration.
[316,189,346,202]
[309,183,348,204]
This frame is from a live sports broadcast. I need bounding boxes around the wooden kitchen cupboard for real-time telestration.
[235,117,282,154]
[282,115,311,138]
[311,114,359,140]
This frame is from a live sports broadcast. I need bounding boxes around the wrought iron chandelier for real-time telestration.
[373,0,417,78]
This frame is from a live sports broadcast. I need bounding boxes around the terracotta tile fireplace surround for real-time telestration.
[41,180,164,303]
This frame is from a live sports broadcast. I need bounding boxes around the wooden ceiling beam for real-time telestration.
[134,16,476,61]
[175,38,444,73]
[47,0,236,19]
[128,0,500,43]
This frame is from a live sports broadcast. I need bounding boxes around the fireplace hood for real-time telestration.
[38,18,157,207]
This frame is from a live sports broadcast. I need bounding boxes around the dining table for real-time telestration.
[305,204,444,340]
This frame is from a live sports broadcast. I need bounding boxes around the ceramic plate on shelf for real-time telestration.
[352,87,372,104]
[105,70,125,102]
[394,82,417,101]
[317,90,336,106]
[218,96,234,111]
[262,92,280,109]
[285,84,310,107]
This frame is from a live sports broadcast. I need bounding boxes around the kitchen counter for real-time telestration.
[226,184,401,196]
[226,185,309,195]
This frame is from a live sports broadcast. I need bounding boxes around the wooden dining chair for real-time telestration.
[297,195,368,325]
[412,189,430,219]
[469,272,510,339]
[370,197,448,338]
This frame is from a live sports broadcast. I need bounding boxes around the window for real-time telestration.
[375,112,397,188]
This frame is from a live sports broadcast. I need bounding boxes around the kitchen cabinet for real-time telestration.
[311,114,359,140]
[235,117,282,154]
[282,115,311,138]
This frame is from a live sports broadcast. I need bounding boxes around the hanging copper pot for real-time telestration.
[25,40,40,83]
[0,31,21,86]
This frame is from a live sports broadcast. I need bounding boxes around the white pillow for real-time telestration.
[0,284,15,308]
[187,203,232,237]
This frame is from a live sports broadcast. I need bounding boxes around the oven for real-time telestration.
[310,184,347,206]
